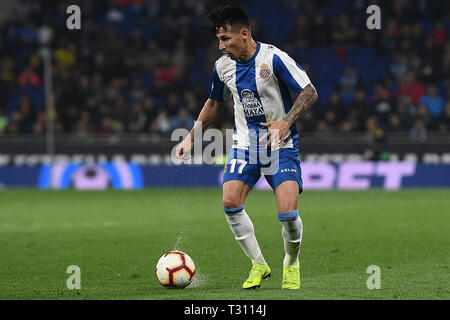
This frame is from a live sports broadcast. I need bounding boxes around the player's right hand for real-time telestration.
[175,138,193,160]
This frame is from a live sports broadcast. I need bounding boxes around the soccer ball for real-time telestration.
[155,251,196,288]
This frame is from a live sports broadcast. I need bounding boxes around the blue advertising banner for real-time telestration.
[142,165,221,187]
[0,162,449,190]
[0,165,41,187]
[37,162,144,190]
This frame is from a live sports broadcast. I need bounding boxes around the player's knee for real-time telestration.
[277,204,298,215]
[222,198,243,211]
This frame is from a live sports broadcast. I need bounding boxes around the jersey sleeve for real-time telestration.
[272,52,311,92]
[208,64,232,102]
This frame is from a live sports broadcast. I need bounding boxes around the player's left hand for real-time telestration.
[259,120,290,149]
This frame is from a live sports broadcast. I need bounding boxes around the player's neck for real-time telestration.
[238,39,258,62]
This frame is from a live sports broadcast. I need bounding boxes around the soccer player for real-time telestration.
[176,5,318,290]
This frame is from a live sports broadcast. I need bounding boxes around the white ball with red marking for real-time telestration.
[155,251,196,288]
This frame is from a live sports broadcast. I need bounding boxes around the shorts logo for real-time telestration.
[241,89,264,117]
[259,64,271,79]
[281,168,297,173]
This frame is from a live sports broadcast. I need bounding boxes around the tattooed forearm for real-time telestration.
[282,83,318,125]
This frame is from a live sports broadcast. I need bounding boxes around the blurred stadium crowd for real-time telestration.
[0,0,449,138]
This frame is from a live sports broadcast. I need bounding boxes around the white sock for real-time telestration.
[224,206,266,265]
[278,211,303,267]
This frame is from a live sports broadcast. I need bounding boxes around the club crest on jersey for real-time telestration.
[241,89,264,117]
[259,64,271,79]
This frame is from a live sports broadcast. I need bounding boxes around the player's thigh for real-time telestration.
[222,180,252,209]
[274,181,299,213]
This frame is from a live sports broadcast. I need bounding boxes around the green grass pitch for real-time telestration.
[0,189,449,300]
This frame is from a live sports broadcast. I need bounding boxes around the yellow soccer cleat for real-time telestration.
[282,264,300,289]
[242,263,271,289]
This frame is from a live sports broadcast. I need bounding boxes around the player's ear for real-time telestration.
[240,27,250,40]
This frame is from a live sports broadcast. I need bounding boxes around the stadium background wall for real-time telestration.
[1,162,450,189]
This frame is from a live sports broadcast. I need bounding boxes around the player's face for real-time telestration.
[216,25,247,60]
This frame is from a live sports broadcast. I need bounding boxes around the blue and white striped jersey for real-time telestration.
[209,42,311,150]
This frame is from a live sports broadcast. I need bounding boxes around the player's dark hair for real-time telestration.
[207,5,251,35]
